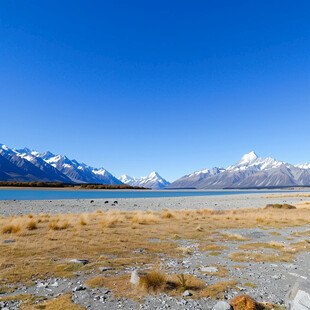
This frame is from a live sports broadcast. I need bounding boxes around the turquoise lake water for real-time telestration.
[0,189,297,200]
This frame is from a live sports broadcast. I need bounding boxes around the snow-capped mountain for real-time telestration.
[2,144,310,189]
[119,175,138,186]
[119,171,170,189]
[167,167,225,189]
[0,144,122,185]
[295,162,310,170]
[167,151,310,189]
[0,144,71,183]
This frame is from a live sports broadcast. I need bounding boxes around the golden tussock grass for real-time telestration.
[220,233,251,241]
[48,220,69,231]
[84,271,235,300]
[139,270,166,292]
[22,293,85,310]
[262,194,310,198]
[229,251,294,263]
[176,246,193,255]
[199,243,229,252]
[0,206,310,285]
[238,240,310,255]
[26,219,38,230]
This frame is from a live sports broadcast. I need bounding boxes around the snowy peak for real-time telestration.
[0,144,122,185]
[168,151,310,189]
[149,171,160,178]
[295,162,310,170]
[119,175,137,186]
[227,152,284,172]
[188,167,225,178]
[119,171,170,189]
[239,151,258,164]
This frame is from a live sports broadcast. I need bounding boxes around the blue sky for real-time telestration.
[1,1,309,181]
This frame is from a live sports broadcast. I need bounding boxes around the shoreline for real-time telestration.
[0,186,310,191]
[1,192,310,216]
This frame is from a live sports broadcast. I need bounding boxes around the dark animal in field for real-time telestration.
[104,201,109,204]
[90,200,94,203]
[114,201,118,204]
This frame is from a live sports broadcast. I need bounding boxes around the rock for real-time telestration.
[230,294,259,310]
[99,267,115,272]
[213,301,232,310]
[50,281,58,287]
[130,270,140,285]
[286,279,310,310]
[37,282,48,288]
[201,266,218,273]
[74,285,86,292]
[183,290,192,297]
[69,259,89,265]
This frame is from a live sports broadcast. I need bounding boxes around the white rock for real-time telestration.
[213,301,231,310]
[201,266,218,273]
[291,290,310,310]
[183,290,192,297]
[130,270,140,285]
[287,279,310,310]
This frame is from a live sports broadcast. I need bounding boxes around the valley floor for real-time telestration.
[0,193,310,309]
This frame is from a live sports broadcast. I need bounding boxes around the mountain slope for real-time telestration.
[119,172,170,189]
[168,167,225,188]
[0,146,71,183]
[168,151,310,189]
[0,144,122,185]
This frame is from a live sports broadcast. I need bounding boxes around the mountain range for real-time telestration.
[119,172,170,190]
[1,144,310,189]
[0,144,122,185]
[168,151,310,189]
[0,144,168,189]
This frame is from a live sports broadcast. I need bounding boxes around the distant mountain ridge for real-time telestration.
[119,171,170,189]
[167,151,310,189]
[1,144,310,189]
[0,144,122,185]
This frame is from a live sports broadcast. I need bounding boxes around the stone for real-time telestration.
[130,270,140,285]
[50,281,58,287]
[183,290,192,297]
[69,259,89,265]
[74,285,86,292]
[99,267,115,272]
[201,266,218,273]
[213,301,232,310]
[286,279,310,310]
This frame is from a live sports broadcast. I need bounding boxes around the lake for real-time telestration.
[0,188,297,200]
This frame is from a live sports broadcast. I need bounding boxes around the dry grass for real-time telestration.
[0,206,310,287]
[229,251,294,263]
[26,219,38,230]
[199,243,229,252]
[220,233,251,241]
[262,194,310,198]
[238,240,310,255]
[176,246,193,255]
[22,293,85,310]
[84,271,235,300]
[139,270,166,292]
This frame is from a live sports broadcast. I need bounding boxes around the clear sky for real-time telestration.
[1,1,309,181]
